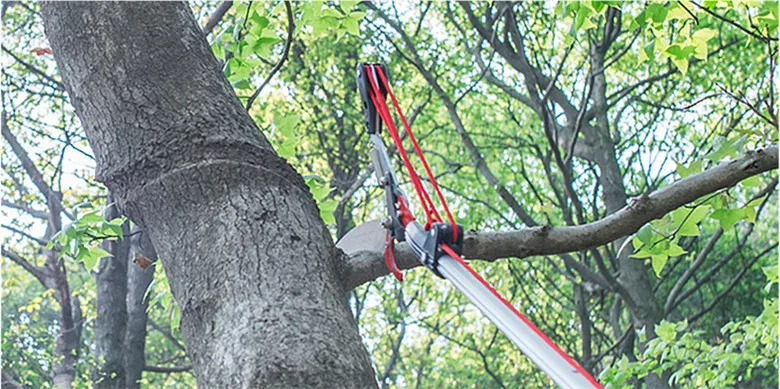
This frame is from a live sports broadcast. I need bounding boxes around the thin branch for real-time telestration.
[687,244,776,324]
[203,1,232,36]
[1,246,48,287]
[143,364,193,373]
[245,1,294,111]
[2,199,50,219]
[664,227,724,314]
[691,0,776,42]
[2,115,74,220]
[2,45,65,90]
[665,176,777,312]
[149,320,186,351]
[2,224,48,246]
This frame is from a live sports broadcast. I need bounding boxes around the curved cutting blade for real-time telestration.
[336,220,386,255]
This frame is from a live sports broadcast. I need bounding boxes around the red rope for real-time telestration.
[374,67,458,239]
[364,65,440,225]
[365,65,460,240]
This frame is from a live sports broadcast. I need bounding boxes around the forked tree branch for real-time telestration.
[342,145,778,289]
[2,115,74,220]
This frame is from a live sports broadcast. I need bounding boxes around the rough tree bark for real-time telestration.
[41,2,376,388]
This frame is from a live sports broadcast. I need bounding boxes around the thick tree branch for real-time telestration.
[342,145,778,289]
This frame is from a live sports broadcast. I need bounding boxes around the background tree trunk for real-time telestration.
[41,2,377,387]
[94,200,129,388]
[124,226,155,389]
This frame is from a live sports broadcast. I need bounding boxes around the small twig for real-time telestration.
[691,0,776,42]
[676,0,699,24]
[144,364,193,373]
[245,1,294,111]
[2,225,48,246]
[2,45,64,90]
[716,83,777,126]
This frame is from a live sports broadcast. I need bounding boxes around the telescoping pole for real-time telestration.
[437,254,602,388]
[404,222,602,389]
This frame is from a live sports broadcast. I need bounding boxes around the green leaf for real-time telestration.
[77,210,105,226]
[90,246,112,259]
[742,195,766,224]
[711,208,743,231]
[665,243,687,257]
[656,320,677,342]
[676,160,703,178]
[103,223,124,238]
[250,13,270,32]
[277,141,295,159]
[340,0,360,12]
[574,6,596,31]
[319,205,336,225]
[691,28,717,60]
[637,224,655,244]
[349,11,367,20]
[252,37,281,57]
[703,135,747,162]
[306,177,332,200]
[232,79,252,90]
[342,17,360,36]
[668,1,695,20]
[665,45,695,75]
[82,253,99,272]
[652,254,669,277]
[646,3,669,24]
[274,114,299,139]
[630,10,647,30]
[671,205,708,237]
[321,8,343,18]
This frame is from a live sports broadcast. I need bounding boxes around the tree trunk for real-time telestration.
[41,2,377,387]
[124,226,155,389]
[589,43,667,389]
[94,200,129,388]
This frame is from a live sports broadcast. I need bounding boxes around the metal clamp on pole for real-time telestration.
[405,221,464,278]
